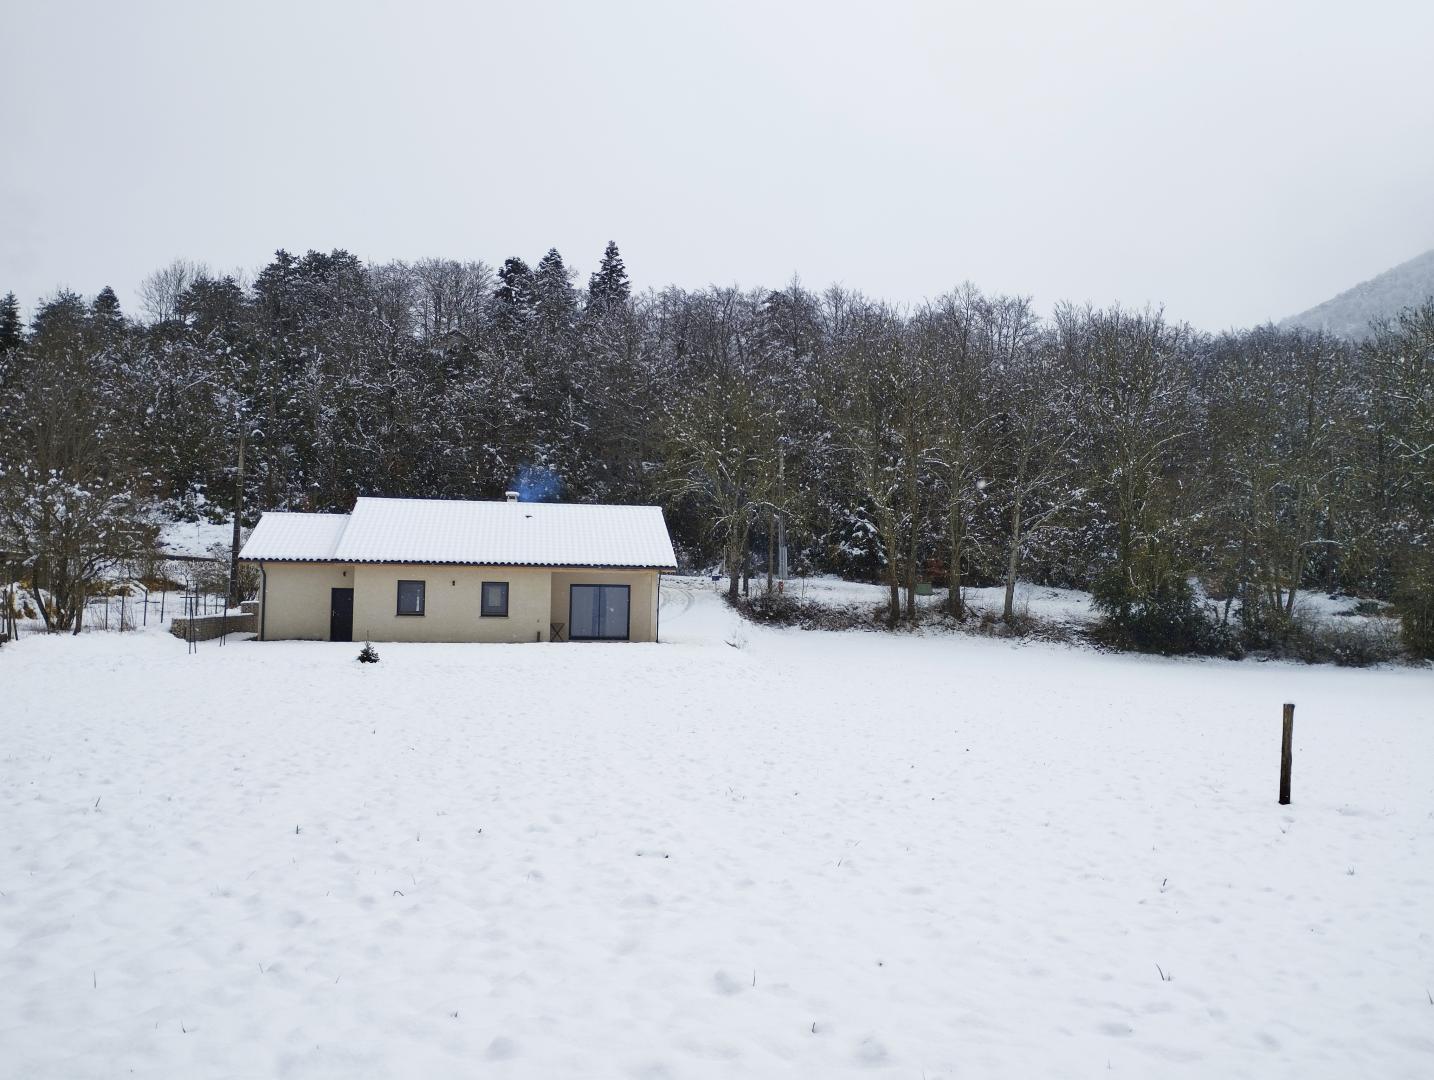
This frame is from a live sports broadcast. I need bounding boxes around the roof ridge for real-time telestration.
[350,495,662,509]
[332,510,354,553]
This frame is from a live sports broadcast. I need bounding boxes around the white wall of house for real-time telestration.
[550,569,659,642]
[351,564,552,643]
[259,563,355,641]
[254,562,663,642]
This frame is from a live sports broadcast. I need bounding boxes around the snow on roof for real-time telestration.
[240,498,677,569]
[239,512,351,562]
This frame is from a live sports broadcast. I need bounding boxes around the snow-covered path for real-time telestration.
[2,578,1432,1078]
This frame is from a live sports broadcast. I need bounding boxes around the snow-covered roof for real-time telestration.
[240,498,677,570]
[238,512,351,562]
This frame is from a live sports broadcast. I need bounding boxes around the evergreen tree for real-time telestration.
[92,286,123,323]
[177,275,247,335]
[528,249,583,490]
[0,292,22,353]
[587,241,630,308]
[90,287,126,344]
[533,248,577,331]
[492,257,537,368]
[494,257,535,309]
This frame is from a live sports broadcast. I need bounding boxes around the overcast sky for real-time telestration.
[4,0,1433,330]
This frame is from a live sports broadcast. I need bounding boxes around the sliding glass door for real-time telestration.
[569,584,631,641]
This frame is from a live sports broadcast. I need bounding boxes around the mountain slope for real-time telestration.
[1281,247,1434,339]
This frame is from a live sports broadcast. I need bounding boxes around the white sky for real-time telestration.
[4,0,1434,330]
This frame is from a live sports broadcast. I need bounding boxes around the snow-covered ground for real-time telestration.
[2,577,1432,1078]
[785,574,1399,633]
[3,581,225,638]
[156,517,238,560]
[787,574,1098,625]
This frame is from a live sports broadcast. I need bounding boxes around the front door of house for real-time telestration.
[330,588,354,642]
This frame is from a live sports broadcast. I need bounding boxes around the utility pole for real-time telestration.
[227,427,245,609]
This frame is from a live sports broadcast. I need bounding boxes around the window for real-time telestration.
[396,579,426,616]
[569,584,630,640]
[481,581,509,617]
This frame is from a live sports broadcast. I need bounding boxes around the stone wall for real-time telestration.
[169,608,257,641]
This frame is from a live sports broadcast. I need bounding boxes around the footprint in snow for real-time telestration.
[486,1036,518,1060]
[854,1037,889,1065]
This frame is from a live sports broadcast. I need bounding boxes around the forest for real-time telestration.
[0,243,1430,657]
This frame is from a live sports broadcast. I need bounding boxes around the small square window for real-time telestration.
[397,579,426,616]
[481,581,509,617]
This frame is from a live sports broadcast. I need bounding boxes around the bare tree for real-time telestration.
[0,330,155,630]
[825,296,931,627]
[1061,305,1195,623]
[405,258,495,342]
[139,259,209,324]
[1203,326,1356,628]
[986,299,1075,622]
[659,288,781,599]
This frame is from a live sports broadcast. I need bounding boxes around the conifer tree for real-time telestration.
[533,248,577,330]
[587,241,630,308]
[0,292,22,353]
[92,286,122,322]
[91,287,125,342]
[494,257,534,309]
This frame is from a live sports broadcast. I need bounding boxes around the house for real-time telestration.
[238,495,677,643]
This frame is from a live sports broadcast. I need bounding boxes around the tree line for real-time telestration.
[0,244,1430,655]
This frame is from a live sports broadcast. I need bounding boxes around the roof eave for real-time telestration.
[241,557,676,570]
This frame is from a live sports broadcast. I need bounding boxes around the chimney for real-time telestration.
[504,490,520,502]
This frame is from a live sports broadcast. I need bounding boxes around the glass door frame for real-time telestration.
[568,583,632,641]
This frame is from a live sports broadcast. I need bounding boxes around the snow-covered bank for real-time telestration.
[156,516,240,560]
[783,574,1397,632]
[2,579,1432,1078]
[781,574,1099,626]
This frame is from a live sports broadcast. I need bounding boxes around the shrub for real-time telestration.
[357,641,380,664]
[727,588,876,631]
[1393,560,1434,660]
[1282,614,1404,667]
[739,588,805,625]
[1232,596,1289,653]
[1091,575,1232,656]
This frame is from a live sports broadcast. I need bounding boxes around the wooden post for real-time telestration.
[1279,702,1294,805]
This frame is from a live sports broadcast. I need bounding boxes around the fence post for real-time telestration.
[1279,702,1294,805]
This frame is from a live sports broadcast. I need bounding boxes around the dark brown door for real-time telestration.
[330,588,354,642]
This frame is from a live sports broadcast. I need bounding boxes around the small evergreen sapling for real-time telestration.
[357,641,379,664]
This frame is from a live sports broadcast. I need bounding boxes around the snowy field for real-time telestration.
[2,578,1432,1079]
